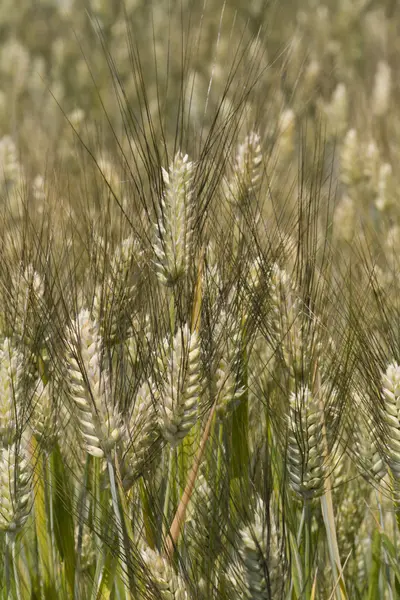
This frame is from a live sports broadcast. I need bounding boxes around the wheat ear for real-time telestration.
[65,308,122,458]
[142,546,189,600]
[154,152,195,287]
[120,381,159,489]
[158,323,201,447]
[226,131,263,206]
[0,441,32,533]
[287,385,325,500]
[0,338,23,447]
[381,362,400,501]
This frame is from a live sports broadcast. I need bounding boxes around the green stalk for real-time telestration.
[162,447,174,540]
[230,316,249,514]
[92,456,101,551]
[106,458,131,600]
[91,555,105,600]
[289,530,303,599]
[178,444,185,497]
[168,292,175,336]
[4,533,11,599]
[139,479,156,550]
[304,500,312,600]
[31,439,56,597]
[9,533,21,600]
[46,454,57,587]
[315,368,347,600]
[368,529,381,600]
[164,401,217,560]
[216,422,224,491]
[74,455,90,600]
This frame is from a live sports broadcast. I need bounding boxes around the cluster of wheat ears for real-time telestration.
[2,0,400,598]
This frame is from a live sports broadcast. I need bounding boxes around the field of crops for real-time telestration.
[1,1,400,598]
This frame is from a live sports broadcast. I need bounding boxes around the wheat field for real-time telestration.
[0,0,400,598]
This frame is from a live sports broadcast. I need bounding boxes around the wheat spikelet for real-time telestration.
[336,474,370,564]
[154,152,195,287]
[142,546,189,599]
[127,314,152,357]
[225,131,262,208]
[287,385,325,499]
[66,308,123,458]
[269,264,304,378]
[352,400,386,483]
[214,353,244,422]
[120,381,159,489]
[235,497,281,600]
[185,471,212,534]
[158,324,201,447]
[381,362,400,501]
[248,333,276,401]
[0,338,23,447]
[10,264,45,347]
[93,235,142,342]
[75,523,96,571]
[30,379,59,450]
[239,512,268,599]
[0,441,32,533]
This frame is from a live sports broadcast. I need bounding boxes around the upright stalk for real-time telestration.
[107,457,131,600]
[304,500,312,600]
[10,534,22,600]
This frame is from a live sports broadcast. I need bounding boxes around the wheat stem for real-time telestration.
[304,500,312,600]
[9,533,21,600]
[164,399,217,561]
[107,457,131,600]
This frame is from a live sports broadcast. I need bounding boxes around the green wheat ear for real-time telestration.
[287,385,325,500]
